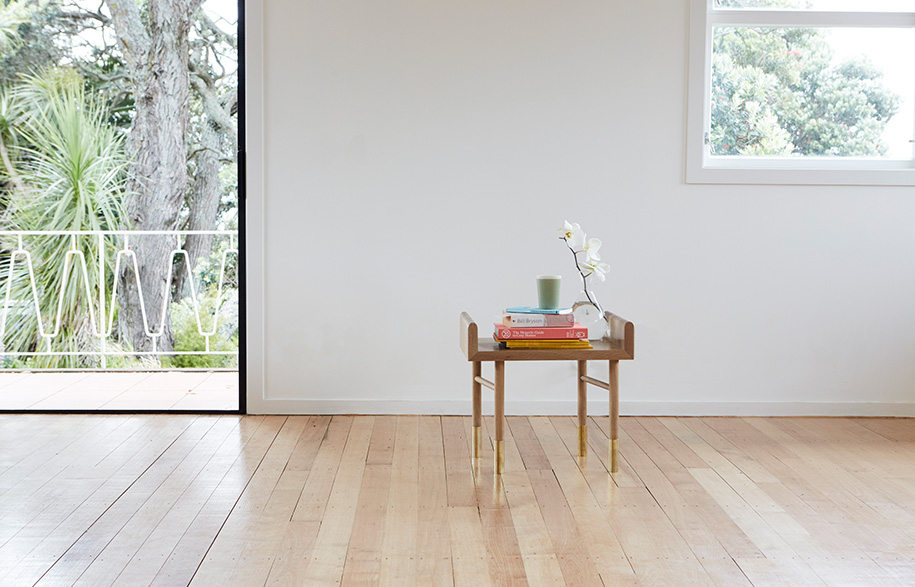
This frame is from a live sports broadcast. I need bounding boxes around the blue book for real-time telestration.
[504,306,573,315]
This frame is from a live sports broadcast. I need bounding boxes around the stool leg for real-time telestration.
[609,360,619,473]
[472,361,482,459]
[494,361,505,475]
[577,360,587,457]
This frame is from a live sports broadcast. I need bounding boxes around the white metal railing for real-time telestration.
[0,230,238,369]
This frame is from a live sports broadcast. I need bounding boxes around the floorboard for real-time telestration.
[1,415,914,586]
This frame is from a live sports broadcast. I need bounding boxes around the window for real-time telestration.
[686,0,915,185]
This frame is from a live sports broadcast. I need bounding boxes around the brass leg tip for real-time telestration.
[610,438,619,473]
[495,440,505,475]
[578,425,588,457]
[472,426,482,459]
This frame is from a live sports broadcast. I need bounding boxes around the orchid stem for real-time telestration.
[565,240,604,315]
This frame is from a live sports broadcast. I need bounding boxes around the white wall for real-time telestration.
[245,0,915,416]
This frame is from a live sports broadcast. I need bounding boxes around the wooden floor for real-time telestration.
[1,415,914,586]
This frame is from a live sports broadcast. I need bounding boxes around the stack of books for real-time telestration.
[494,306,591,349]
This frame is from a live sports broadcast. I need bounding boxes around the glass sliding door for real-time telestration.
[0,0,242,412]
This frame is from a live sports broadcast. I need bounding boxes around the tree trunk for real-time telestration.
[174,119,220,301]
[174,64,236,302]
[106,0,202,353]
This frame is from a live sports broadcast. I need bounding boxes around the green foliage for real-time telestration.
[0,0,40,58]
[11,69,126,228]
[217,163,239,229]
[161,291,237,369]
[0,1,132,132]
[0,68,127,368]
[197,237,238,291]
[161,243,238,369]
[710,26,901,157]
[0,0,58,89]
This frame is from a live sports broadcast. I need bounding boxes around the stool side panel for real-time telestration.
[460,311,478,360]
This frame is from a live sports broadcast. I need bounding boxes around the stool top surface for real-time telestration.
[460,311,634,362]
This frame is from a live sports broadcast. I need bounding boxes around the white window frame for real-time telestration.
[686,0,915,185]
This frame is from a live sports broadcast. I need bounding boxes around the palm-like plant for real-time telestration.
[0,0,35,193]
[0,68,128,368]
[0,0,34,57]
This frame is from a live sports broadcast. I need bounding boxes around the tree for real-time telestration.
[0,0,239,366]
[105,0,201,353]
[710,25,901,157]
[0,0,36,58]
[0,69,126,367]
[174,10,237,302]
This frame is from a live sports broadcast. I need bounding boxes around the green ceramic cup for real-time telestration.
[536,275,562,309]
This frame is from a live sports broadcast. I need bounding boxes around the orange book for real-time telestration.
[496,338,592,349]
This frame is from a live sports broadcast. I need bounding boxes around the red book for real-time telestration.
[494,323,587,340]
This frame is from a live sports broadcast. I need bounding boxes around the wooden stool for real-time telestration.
[460,311,634,474]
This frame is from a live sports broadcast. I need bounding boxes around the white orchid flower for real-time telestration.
[579,259,611,282]
[559,220,585,249]
[558,220,608,315]
[583,237,602,262]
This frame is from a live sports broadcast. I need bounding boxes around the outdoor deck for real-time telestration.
[0,371,239,411]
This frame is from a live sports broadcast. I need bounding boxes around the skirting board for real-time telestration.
[247,399,915,417]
